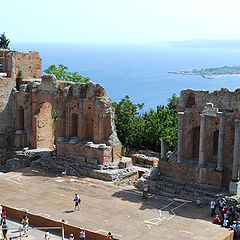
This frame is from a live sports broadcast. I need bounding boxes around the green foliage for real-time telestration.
[167,94,180,110]
[44,64,90,83]
[113,96,179,152]
[18,70,23,79]
[0,33,10,49]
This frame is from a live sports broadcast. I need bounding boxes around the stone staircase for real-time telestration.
[148,175,224,202]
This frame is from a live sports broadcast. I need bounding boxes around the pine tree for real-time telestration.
[0,33,10,49]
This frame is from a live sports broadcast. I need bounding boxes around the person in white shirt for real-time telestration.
[210,198,216,217]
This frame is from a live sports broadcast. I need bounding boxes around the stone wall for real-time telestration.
[3,75,122,165]
[158,159,223,188]
[177,88,240,189]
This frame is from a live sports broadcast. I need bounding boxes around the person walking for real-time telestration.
[21,215,29,237]
[79,229,85,240]
[2,221,8,240]
[73,192,81,211]
[69,234,74,240]
[107,232,113,240]
[1,208,6,224]
[44,229,50,240]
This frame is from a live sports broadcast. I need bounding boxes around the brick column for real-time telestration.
[232,120,240,181]
[198,114,206,168]
[216,116,224,171]
[177,112,184,163]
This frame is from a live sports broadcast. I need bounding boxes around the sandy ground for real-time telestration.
[0,167,232,240]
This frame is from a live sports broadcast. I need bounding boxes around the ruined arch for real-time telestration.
[33,102,58,150]
[192,126,200,158]
[18,106,24,130]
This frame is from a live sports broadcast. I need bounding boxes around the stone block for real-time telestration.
[69,137,78,144]
[229,181,240,195]
[76,155,86,163]
[87,157,98,165]
[119,157,132,169]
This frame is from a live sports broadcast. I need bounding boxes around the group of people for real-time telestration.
[211,197,240,239]
[0,206,8,240]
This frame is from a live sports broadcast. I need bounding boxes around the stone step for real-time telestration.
[150,179,217,199]
[158,175,220,192]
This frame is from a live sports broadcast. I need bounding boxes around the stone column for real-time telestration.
[232,120,240,181]
[216,116,224,171]
[177,112,184,163]
[198,114,206,168]
[161,137,167,158]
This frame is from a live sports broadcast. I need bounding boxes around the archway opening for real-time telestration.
[86,118,94,141]
[18,106,24,130]
[192,126,200,158]
[35,102,57,150]
[71,113,78,137]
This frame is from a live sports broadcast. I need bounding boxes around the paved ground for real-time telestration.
[2,218,61,240]
[0,167,232,240]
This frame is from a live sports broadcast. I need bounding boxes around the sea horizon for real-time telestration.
[11,41,240,112]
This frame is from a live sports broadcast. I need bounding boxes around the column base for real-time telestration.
[229,181,240,195]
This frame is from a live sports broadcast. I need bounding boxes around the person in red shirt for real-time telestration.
[213,215,221,224]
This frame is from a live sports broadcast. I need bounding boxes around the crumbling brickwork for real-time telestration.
[1,74,121,165]
[175,88,240,190]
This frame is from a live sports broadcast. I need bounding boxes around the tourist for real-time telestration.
[107,232,113,240]
[21,215,29,237]
[23,210,29,219]
[79,229,85,240]
[69,233,74,240]
[73,192,81,211]
[210,198,216,217]
[143,181,148,199]
[196,198,201,207]
[0,205,2,224]
[2,221,8,240]
[1,208,6,223]
[213,215,221,224]
[219,198,225,212]
[44,229,50,240]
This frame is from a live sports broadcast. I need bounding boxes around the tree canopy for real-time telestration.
[44,64,89,83]
[0,33,10,49]
[113,95,179,152]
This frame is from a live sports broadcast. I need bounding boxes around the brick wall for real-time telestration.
[158,159,223,188]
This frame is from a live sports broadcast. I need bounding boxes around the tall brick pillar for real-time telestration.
[177,112,184,163]
[216,116,224,171]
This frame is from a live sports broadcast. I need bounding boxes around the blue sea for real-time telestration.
[12,41,240,112]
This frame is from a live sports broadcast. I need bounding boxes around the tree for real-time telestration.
[44,64,90,83]
[0,33,10,49]
[113,96,178,152]
[167,94,180,110]
[112,95,144,146]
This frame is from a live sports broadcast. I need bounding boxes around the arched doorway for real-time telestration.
[35,102,57,150]
[18,106,24,130]
[192,126,200,158]
[71,113,78,137]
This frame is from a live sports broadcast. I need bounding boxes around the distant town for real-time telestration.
[169,65,240,79]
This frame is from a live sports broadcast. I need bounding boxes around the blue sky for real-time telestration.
[3,0,240,43]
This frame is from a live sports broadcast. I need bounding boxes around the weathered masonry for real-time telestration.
[0,49,122,166]
[171,89,240,194]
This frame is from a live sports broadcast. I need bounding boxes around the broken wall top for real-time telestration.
[179,88,240,110]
